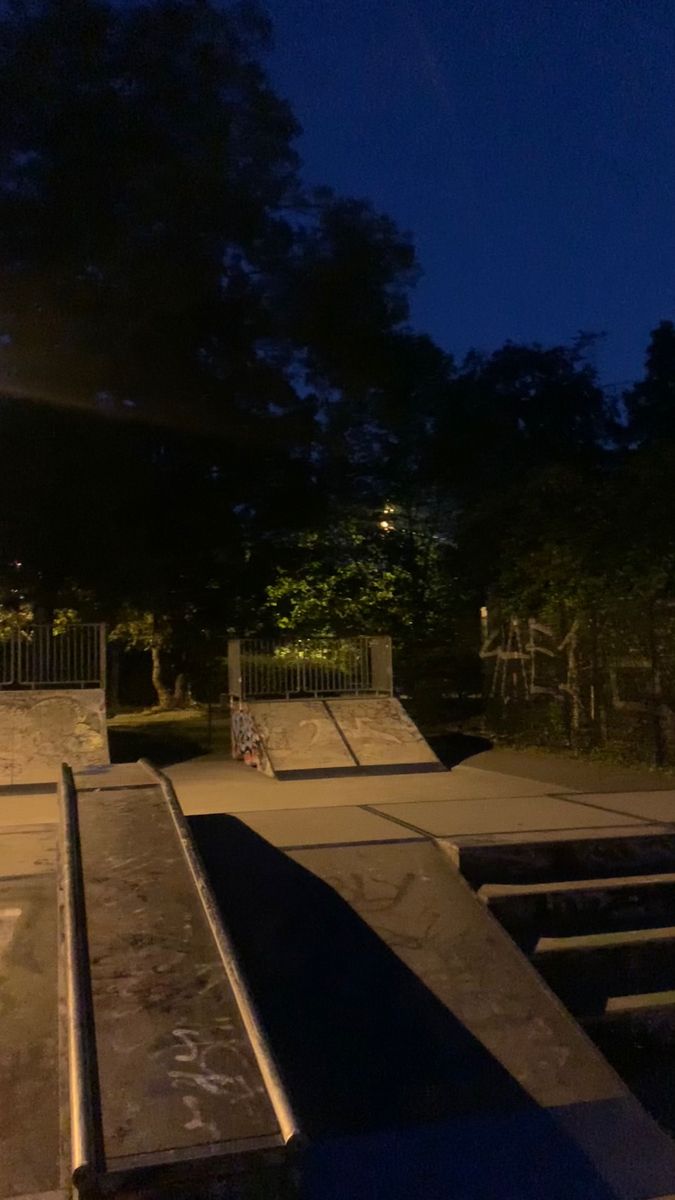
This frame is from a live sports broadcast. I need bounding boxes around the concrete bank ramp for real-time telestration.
[246,696,442,779]
[247,699,355,775]
[59,760,295,1198]
[190,813,675,1200]
[0,688,108,785]
[327,696,441,770]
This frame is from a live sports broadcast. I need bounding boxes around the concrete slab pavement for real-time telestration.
[370,795,649,838]
[0,825,61,1200]
[166,755,578,816]
[165,751,675,858]
[0,823,56,876]
[0,787,57,828]
[238,805,426,849]
[549,791,675,826]
[466,747,675,793]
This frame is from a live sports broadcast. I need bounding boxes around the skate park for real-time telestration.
[5,627,675,1199]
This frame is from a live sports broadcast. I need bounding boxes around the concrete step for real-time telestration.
[534,927,675,1017]
[443,827,675,1162]
[479,873,675,950]
[586,991,675,1038]
[444,827,675,888]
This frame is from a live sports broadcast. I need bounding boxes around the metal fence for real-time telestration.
[0,624,106,689]
[228,635,392,700]
[481,601,675,767]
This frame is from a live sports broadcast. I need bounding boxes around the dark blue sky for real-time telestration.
[265,0,674,384]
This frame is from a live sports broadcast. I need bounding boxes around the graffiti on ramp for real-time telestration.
[0,689,109,785]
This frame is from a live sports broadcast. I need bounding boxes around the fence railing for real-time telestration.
[228,635,392,700]
[481,602,675,767]
[0,624,106,689]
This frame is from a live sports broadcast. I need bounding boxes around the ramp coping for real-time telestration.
[59,764,106,1191]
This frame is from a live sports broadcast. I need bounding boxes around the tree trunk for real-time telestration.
[173,672,188,707]
[108,642,121,714]
[150,643,172,709]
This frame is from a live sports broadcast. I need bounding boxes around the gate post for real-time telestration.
[99,624,108,695]
[228,639,242,699]
[370,636,393,695]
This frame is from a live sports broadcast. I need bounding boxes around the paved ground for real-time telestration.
[171,764,651,850]
[0,825,61,1199]
[4,743,675,838]
[163,751,675,849]
[467,746,675,793]
[4,745,675,837]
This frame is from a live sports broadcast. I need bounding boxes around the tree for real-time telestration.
[109,609,174,709]
[0,0,429,698]
[265,502,458,639]
[430,337,613,600]
[625,320,675,446]
[0,0,303,427]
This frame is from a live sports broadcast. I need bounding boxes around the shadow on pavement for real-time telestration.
[427,730,493,768]
[189,814,615,1199]
[107,726,208,767]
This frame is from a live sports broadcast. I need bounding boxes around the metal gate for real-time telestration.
[228,635,392,700]
[0,624,106,688]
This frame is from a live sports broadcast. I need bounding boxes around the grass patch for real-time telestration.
[107,704,230,766]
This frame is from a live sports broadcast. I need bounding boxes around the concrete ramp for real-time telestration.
[0,688,108,785]
[242,697,442,779]
[58,760,295,1197]
[247,699,356,776]
[327,696,442,771]
[189,814,675,1199]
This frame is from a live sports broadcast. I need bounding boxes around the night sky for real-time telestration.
[266,0,674,385]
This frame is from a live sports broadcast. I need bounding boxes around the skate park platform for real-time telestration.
[7,625,675,1195]
[7,754,675,1197]
[7,759,675,1199]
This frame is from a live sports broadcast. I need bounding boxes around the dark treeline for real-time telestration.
[1,0,673,706]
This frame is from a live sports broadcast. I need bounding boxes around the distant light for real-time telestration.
[379,520,393,531]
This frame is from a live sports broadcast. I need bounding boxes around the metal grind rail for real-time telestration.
[58,760,298,1197]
